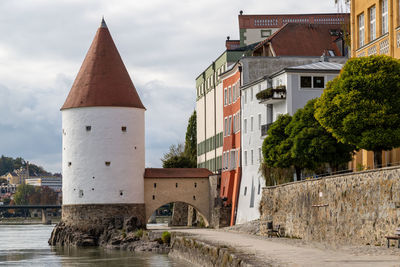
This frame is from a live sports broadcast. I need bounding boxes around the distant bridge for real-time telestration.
[0,205,61,210]
[0,205,61,224]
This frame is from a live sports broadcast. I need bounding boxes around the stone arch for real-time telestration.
[145,201,210,227]
[144,177,211,226]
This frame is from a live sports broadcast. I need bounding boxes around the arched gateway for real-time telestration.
[144,168,213,226]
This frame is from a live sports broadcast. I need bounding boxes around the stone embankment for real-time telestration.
[260,166,400,246]
[169,232,263,267]
[49,217,169,252]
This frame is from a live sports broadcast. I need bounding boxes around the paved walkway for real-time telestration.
[171,228,400,266]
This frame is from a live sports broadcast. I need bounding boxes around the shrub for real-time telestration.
[161,231,171,244]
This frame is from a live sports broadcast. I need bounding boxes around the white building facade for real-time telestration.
[236,61,343,224]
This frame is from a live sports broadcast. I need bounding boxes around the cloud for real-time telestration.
[0,0,339,172]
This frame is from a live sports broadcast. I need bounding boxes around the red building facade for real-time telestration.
[220,62,241,226]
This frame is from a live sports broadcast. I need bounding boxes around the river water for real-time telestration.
[0,224,189,266]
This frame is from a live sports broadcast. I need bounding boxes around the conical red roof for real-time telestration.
[61,19,145,110]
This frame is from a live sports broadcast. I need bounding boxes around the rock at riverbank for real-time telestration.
[48,217,169,252]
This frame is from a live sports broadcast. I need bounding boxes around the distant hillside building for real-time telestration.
[25,176,62,191]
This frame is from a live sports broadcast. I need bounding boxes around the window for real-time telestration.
[233,114,236,133]
[258,181,261,195]
[258,84,261,92]
[228,116,232,135]
[258,114,262,130]
[244,186,247,196]
[300,76,312,88]
[382,0,388,34]
[250,87,254,101]
[86,126,91,131]
[228,86,231,104]
[244,151,248,166]
[261,29,272,37]
[244,90,247,104]
[358,13,365,47]
[232,84,236,100]
[224,88,227,105]
[251,150,254,165]
[105,161,111,166]
[250,116,254,132]
[369,6,376,41]
[259,147,262,162]
[121,126,127,132]
[154,183,157,188]
[224,118,228,136]
[244,119,247,134]
[313,77,325,88]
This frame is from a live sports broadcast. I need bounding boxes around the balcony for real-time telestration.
[261,123,273,136]
[256,86,286,104]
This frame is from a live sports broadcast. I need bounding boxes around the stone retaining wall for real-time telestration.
[260,166,400,245]
[169,233,261,266]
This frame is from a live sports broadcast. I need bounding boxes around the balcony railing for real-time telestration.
[261,123,273,136]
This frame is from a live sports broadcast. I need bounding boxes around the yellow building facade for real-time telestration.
[350,0,400,169]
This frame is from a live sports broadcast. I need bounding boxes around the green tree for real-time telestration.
[184,111,197,165]
[315,56,400,168]
[262,114,301,179]
[161,111,197,168]
[13,184,35,205]
[286,99,355,173]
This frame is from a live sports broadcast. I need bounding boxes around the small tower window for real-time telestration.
[79,190,84,198]
[193,195,196,200]
[152,195,155,200]
[86,126,91,131]
[92,176,95,179]
[119,190,123,196]
[154,183,157,188]
[92,188,94,191]
[121,126,127,132]
[194,182,197,188]
[68,162,72,167]
[176,183,178,188]
[105,161,111,166]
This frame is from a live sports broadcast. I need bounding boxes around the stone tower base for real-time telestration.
[49,203,146,246]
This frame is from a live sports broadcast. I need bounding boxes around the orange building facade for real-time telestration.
[220,63,242,226]
[351,0,400,169]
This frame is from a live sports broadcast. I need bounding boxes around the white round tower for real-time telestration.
[60,19,146,228]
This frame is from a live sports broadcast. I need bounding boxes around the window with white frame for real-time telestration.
[244,90,247,104]
[251,87,254,101]
[258,114,262,130]
[232,84,236,101]
[228,86,231,104]
[251,116,254,132]
[258,84,261,92]
[233,114,236,133]
[382,0,388,34]
[244,151,248,166]
[251,150,254,165]
[224,117,228,136]
[259,147,262,162]
[300,76,325,89]
[369,6,376,41]
[244,119,247,134]
[228,116,232,135]
[224,88,227,105]
[358,13,365,47]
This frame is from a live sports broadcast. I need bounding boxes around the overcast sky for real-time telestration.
[0,0,343,173]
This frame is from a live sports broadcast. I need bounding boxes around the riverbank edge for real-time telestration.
[168,232,268,267]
